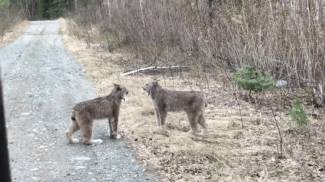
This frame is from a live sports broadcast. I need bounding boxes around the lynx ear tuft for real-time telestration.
[113,83,121,90]
[152,81,159,87]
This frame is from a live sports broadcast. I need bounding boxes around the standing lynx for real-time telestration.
[65,84,128,145]
[143,81,207,135]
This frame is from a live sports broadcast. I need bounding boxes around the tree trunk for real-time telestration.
[74,0,77,10]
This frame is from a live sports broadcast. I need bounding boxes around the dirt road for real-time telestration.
[0,20,155,182]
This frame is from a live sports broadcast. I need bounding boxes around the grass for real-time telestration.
[0,20,28,47]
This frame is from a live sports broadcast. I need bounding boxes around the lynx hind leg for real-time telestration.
[65,119,80,144]
[198,113,208,135]
[154,106,162,127]
[81,124,103,145]
[78,114,102,145]
[186,111,200,135]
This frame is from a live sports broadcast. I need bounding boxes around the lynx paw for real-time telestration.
[68,138,80,144]
[110,134,121,139]
[115,134,121,139]
[201,129,208,136]
[187,129,200,136]
[66,131,80,144]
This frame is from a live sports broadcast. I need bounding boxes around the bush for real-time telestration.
[68,1,325,90]
[0,0,22,39]
[234,66,275,96]
[0,0,9,9]
[47,0,66,19]
[289,99,309,127]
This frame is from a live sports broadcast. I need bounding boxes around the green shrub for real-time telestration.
[289,99,309,127]
[47,0,66,19]
[234,66,275,95]
[0,0,10,9]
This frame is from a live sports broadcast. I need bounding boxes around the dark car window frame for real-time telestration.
[0,74,12,182]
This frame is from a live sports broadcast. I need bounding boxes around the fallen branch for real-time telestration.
[121,66,190,76]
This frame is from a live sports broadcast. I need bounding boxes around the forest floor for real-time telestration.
[61,18,325,182]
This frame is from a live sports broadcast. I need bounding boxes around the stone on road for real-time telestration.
[0,20,155,182]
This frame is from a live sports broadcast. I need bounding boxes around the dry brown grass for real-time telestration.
[0,20,28,47]
[60,18,325,182]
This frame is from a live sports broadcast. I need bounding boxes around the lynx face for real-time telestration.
[113,84,129,101]
[143,81,159,96]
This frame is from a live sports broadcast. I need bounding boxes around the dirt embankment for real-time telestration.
[60,18,325,182]
[0,20,28,47]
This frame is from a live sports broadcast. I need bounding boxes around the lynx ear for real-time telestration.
[152,81,159,87]
[113,83,121,90]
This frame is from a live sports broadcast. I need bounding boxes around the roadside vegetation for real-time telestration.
[0,0,72,45]
[0,0,23,41]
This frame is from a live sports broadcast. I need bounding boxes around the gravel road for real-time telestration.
[0,20,155,182]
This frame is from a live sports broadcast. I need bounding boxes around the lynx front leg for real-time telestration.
[110,110,121,139]
[160,110,167,128]
[108,118,120,139]
[154,105,162,127]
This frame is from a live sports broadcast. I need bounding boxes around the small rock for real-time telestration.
[71,156,91,161]
[21,112,30,116]
[276,80,288,88]
[32,176,40,181]
[75,166,86,170]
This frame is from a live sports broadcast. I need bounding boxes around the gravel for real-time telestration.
[0,20,156,182]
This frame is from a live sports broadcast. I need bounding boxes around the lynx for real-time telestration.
[143,81,207,135]
[65,84,128,145]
